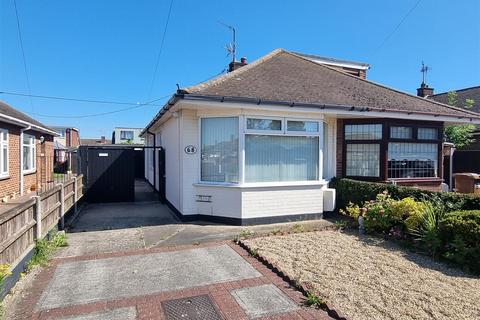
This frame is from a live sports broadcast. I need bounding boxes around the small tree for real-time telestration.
[444,91,475,149]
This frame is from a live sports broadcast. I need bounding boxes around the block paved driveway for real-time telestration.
[6,192,333,319]
[10,242,331,319]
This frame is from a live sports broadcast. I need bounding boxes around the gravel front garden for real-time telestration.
[244,230,480,320]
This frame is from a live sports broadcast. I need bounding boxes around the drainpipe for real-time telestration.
[147,130,156,190]
[20,126,31,196]
[449,146,455,191]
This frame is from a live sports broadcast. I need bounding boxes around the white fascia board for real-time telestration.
[179,99,480,125]
[0,113,58,136]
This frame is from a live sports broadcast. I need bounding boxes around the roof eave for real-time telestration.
[0,113,58,136]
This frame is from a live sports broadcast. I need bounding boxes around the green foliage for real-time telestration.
[0,301,4,320]
[333,220,349,230]
[412,200,446,258]
[26,232,68,272]
[331,178,480,213]
[444,125,476,149]
[465,98,475,109]
[439,210,480,273]
[444,90,476,148]
[341,191,427,234]
[447,91,458,106]
[291,224,305,233]
[249,247,259,257]
[305,292,326,308]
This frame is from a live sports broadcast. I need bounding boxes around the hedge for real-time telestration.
[330,178,480,212]
[439,210,480,273]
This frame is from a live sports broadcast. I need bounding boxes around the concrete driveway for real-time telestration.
[5,186,333,319]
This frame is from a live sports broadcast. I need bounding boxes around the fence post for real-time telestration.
[73,176,78,214]
[58,183,65,230]
[33,196,42,239]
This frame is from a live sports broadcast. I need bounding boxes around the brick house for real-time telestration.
[49,125,81,173]
[0,100,57,200]
[140,49,480,225]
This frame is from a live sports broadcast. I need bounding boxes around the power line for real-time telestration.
[26,94,172,119]
[370,0,423,58]
[13,0,34,112]
[147,0,175,99]
[0,91,166,106]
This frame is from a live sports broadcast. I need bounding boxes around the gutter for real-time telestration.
[20,126,31,196]
[141,92,480,135]
[0,112,58,136]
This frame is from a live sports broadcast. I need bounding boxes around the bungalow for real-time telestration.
[141,49,480,225]
[0,101,57,200]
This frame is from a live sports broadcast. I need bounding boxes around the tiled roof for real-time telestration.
[0,100,56,132]
[185,49,480,120]
[432,86,480,115]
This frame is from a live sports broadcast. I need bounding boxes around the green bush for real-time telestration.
[439,210,480,273]
[330,178,480,212]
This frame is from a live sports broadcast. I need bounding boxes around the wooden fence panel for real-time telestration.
[0,200,36,265]
[0,174,83,266]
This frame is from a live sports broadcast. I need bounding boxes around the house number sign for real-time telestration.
[184,145,197,154]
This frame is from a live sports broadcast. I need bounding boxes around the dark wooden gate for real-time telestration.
[158,148,166,203]
[85,147,135,202]
[134,148,145,179]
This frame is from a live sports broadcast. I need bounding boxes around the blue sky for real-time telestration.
[1,0,479,138]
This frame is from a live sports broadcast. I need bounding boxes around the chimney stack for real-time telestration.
[228,56,248,72]
[417,83,434,98]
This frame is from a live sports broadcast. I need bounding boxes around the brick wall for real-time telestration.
[65,129,81,148]
[0,123,54,199]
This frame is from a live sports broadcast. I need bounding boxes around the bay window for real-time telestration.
[343,121,442,180]
[0,129,8,177]
[23,134,36,173]
[388,143,438,178]
[345,124,382,177]
[200,116,323,185]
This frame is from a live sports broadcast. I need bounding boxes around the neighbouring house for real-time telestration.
[49,125,81,174]
[140,49,480,225]
[80,136,111,146]
[0,100,57,200]
[112,127,145,145]
[431,86,480,150]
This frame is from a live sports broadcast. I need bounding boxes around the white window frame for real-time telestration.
[199,116,240,185]
[244,116,284,135]
[23,134,36,174]
[0,129,8,178]
[243,116,324,185]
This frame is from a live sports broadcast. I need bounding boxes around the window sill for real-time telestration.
[388,178,442,183]
[0,175,10,181]
[194,180,329,189]
[23,169,37,176]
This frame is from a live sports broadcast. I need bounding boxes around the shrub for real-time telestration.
[439,210,480,273]
[341,191,428,234]
[330,178,480,212]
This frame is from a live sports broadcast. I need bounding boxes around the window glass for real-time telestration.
[23,134,35,171]
[346,144,380,177]
[388,143,438,178]
[201,117,239,183]
[418,128,437,140]
[345,124,382,140]
[245,135,318,182]
[246,118,281,131]
[287,120,319,132]
[120,130,134,140]
[0,130,7,175]
[390,126,413,139]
